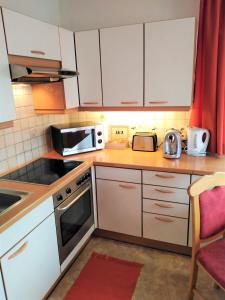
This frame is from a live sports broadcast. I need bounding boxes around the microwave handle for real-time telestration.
[57,185,91,211]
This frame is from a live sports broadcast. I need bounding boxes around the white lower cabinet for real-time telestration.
[0,272,6,300]
[97,179,142,236]
[1,213,60,300]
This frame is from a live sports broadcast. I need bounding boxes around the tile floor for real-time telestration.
[48,237,224,300]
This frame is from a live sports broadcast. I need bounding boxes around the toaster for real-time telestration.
[132,132,157,152]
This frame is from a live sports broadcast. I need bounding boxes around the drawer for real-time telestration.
[191,175,202,183]
[143,212,188,246]
[143,170,190,188]
[0,196,54,257]
[143,199,189,218]
[95,166,141,183]
[143,185,189,204]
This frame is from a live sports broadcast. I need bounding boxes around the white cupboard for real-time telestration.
[2,8,61,61]
[0,273,6,300]
[145,18,195,107]
[75,30,102,106]
[97,179,142,236]
[100,24,143,107]
[0,11,16,123]
[1,213,60,300]
[59,28,79,108]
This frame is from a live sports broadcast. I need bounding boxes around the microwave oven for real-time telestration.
[51,122,104,156]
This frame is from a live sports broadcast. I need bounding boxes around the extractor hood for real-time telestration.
[10,64,79,84]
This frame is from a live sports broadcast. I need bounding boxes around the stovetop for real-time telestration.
[0,158,83,185]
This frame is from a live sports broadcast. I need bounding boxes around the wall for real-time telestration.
[60,0,200,31]
[0,85,69,173]
[0,0,60,25]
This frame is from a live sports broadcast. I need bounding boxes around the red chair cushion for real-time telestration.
[197,238,225,288]
[199,186,225,239]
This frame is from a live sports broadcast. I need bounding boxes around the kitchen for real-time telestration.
[0,0,225,299]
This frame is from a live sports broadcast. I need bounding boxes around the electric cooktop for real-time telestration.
[0,158,83,185]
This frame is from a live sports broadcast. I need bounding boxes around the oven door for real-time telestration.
[61,126,96,155]
[55,182,94,264]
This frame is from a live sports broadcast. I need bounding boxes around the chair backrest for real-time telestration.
[188,173,225,244]
[199,186,225,239]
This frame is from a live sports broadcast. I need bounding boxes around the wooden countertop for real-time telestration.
[0,148,224,233]
[46,148,225,175]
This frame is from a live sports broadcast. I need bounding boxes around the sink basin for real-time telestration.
[0,189,29,214]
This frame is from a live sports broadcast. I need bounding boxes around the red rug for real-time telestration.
[64,252,143,300]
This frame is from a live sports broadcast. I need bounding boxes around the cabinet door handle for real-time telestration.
[30,50,46,55]
[148,101,168,104]
[155,174,176,179]
[119,183,136,189]
[154,202,174,209]
[83,102,99,105]
[155,216,174,223]
[8,241,28,260]
[120,101,139,105]
[154,188,174,194]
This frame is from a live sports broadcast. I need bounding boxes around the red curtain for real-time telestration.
[190,0,225,155]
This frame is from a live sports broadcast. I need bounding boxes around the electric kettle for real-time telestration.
[163,129,182,159]
[187,127,210,156]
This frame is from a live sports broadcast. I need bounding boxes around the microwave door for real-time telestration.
[61,128,96,152]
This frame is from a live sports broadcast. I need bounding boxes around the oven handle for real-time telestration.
[57,185,91,212]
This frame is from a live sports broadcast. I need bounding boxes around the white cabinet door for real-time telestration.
[2,8,61,60]
[59,27,79,108]
[0,272,6,300]
[1,214,60,300]
[0,12,16,123]
[97,179,141,236]
[75,30,102,106]
[145,18,195,107]
[100,24,143,107]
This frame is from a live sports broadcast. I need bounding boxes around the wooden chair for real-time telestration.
[188,173,225,300]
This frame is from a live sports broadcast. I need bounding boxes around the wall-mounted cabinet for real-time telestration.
[0,10,16,124]
[2,8,61,61]
[100,24,143,107]
[75,30,102,107]
[145,18,195,107]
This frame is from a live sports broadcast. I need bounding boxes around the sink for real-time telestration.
[0,189,29,214]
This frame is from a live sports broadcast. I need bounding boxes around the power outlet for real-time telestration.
[110,126,128,141]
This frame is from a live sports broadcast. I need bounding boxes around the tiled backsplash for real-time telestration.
[0,85,190,174]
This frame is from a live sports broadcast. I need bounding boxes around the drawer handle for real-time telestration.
[155,174,176,179]
[148,101,168,104]
[155,216,174,223]
[120,101,139,105]
[30,50,46,55]
[83,102,99,105]
[154,202,174,209]
[119,183,136,189]
[154,188,174,194]
[8,241,28,260]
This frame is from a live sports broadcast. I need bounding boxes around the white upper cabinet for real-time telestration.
[75,30,102,106]
[2,8,61,60]
[145,18,195,107]
[0,11,16,123]
[100,24,143,107]
[59,27,79,108]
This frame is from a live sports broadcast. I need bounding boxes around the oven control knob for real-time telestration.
[76,179,82,186]
[57,194,63,201]
[98,139,102,144]
[97,131,102,136]
[66,187,72,194]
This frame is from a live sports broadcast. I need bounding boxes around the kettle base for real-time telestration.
[163,153,181,159]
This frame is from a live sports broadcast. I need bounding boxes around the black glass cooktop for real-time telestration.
[1,158,83,185]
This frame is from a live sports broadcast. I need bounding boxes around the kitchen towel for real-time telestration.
[64,252,143,300]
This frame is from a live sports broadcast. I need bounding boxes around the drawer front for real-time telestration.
[191,175,202,183]
[143,185,189,204]
[143,212,188,245]
[96,166,141,183]
[0,196,54,257]
[143,170,190,188]
[143,199,189,218]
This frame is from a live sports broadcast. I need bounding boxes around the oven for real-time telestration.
[53,168,94,265]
